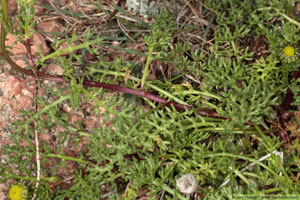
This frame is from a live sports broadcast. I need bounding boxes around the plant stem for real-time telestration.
[39,38,102,63]
[46,153,89,165]
[141,46,154,89]
[16,95,70,134]
[204,153,279,178]
[1,173,57,182]
[276,9,300,27]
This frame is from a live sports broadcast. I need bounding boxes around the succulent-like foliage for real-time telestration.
[1,0,300,199]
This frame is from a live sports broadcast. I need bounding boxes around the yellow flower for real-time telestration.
[280,45,300,63]
[283,45,295,57]
[8,184,28,200]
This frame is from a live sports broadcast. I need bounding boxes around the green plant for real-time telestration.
[1,0,300,199]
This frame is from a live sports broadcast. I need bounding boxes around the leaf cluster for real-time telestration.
[1,0,300,199]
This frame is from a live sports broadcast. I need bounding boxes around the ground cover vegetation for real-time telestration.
[0,0,300,199]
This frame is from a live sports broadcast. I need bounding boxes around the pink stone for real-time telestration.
[44,65,64,75]
[5,33,50,55]
[7,0,17,14]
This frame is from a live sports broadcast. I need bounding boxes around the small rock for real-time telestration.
[44,65,64,75]
[7,0,17,14]
[126,0,159,18]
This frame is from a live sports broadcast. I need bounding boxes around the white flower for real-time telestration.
[176,173,198,194]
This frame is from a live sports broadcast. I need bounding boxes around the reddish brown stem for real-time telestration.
[24,38,35,68]
[83,80,219,117]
